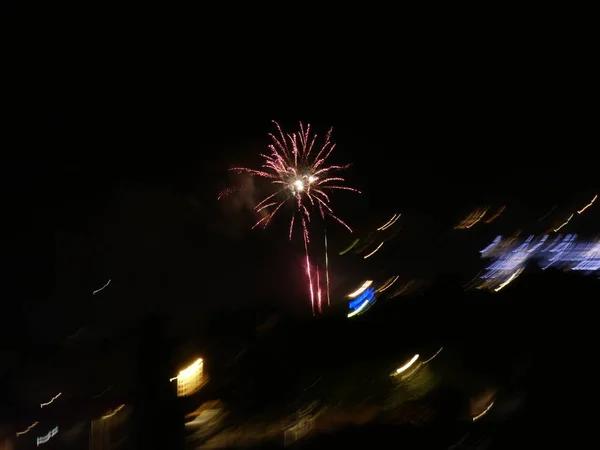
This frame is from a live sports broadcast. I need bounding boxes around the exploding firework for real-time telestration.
[230,121,359,237]
[227,121,359,314]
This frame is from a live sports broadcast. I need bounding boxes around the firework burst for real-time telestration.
[230,121,359,237]
[227,121,360,314]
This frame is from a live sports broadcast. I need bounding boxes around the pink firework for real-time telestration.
[229,121,360,314]
[231,121,359,236]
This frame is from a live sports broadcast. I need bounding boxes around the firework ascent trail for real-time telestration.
[226,121,359,314]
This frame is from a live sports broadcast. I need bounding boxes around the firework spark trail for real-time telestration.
[325,228,331,307]
[227,121,359,312]
[303,218,315,316]
[316,267,322,313]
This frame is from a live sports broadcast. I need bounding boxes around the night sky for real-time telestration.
[4,10,597,354]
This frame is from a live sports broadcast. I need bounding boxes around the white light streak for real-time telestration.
[364,242,384,259]
[377,213,400,231]
[577,194,597,214]
[93,279,111,295]
[347,280,373,298]
[40,393,61,408]
[394,354,420,374]
[16,422,38,436]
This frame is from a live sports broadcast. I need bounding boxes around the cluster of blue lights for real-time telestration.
[475,234,600,290]
[348,287,376,317]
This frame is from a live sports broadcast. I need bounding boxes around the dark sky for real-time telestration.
[4,10,597,349]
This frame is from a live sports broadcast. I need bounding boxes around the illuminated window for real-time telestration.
[171,358,204,397]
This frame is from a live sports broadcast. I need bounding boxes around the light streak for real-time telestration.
[348,287,375,310]
[339,238,359,255]
[102,404,125,420]
[316,267,322,313]
[422,347,444,364]
[364,242,384,259]
[476,234,600,291]
[304,227,315,316]
[455,207,489,229]
[170,358,205,396]
[484,205,505,223]
[394,354,420,375]
[577,194,597,214]
[376,275,399,293]
[348,287,376,318]
[92,385,112,398]
[303,376,322,391]
[16,422,38,436]
[538,204,557,222]
[93,279,111,295]
[472,401,494,421]
[347,280,373,298]
[171,358,203,381]
[480,235,502,254]
[347,297,374,318]
[554,213,574,232]
[377,213,400,231]
[36,427,58,446]
[40,392,61,408]
[324,230,331,306]
[493,269,522,291]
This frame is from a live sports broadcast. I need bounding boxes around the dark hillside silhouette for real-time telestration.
[132,314,183,449]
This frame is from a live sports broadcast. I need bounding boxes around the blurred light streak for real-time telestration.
[480,236,502,254]
[217,186,240,200]
[364,242,384,259]
[538,204,557,222]
[422,347,443,364]
[527,234,548,253]
[346,299,373,318]
[377,213,400,231]
[394,354,420,375]
[388,280,420,298]
[339,238,359,255]
[170,358,204,397]
[454,207,489,230]
[493,269,523,292]
[325,230,331,306]
[303,376,322,391]
[36,427,58,446]
[472,401,494,422]
[347,280,373,298]
[347,288,376,318]
[16,422,38,437]
[40,393,61,408]
[376,275,399,293]
[102,404,125,420]
[303,227,315,316]
[92,279,111,295]
[348,287,375,310]
[476,234,600,291]
[484,205,505,223]
[554,213,574,232]
[577,194,597,214]
[92,385,112,399]
[316,269,322,313]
